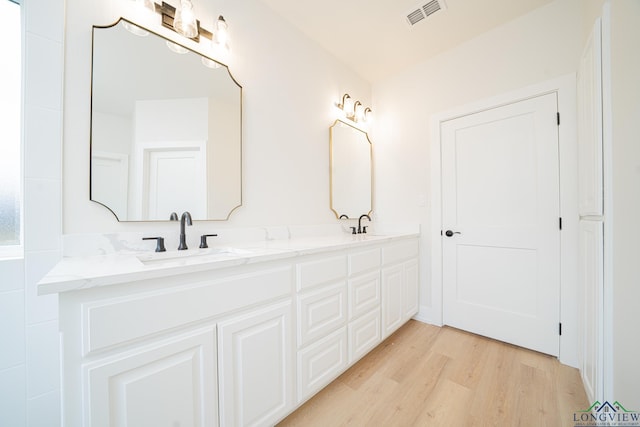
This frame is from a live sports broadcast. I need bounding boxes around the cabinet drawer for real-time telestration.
[382,240,419,266]
[348,248,381,276]
[83,266,292,355]
[348,309,381,364]
[296,255,347,291]
[349,271,380,320]
[297,282,347,348]
[297,327,348,403]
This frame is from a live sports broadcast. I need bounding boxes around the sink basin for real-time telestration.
[136,247,253,265]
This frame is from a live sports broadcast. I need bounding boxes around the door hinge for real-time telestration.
[559,322,562,336]
[557,112,560,125]
[559,217,563,230]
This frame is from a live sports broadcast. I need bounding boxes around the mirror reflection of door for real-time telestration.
[142,143,207,220]
[91,151,129,220]
[330,120,372,219]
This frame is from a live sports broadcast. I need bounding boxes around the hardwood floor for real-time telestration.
[278,320,588,426]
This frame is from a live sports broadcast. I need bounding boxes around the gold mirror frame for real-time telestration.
[329,119,373,219]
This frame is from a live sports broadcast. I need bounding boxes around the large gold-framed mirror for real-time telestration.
[329,120,373,219]
[90,18,242,221]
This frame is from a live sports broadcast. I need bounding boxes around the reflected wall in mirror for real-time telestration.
[329,120,373,219]
[90,18,242,221]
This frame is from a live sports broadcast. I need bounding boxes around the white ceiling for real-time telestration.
[258,0,555,83]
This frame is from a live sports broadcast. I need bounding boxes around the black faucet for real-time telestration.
[358,214,371,234]
[178,211,192,250]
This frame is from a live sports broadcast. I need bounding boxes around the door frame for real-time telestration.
[428,74,579,367]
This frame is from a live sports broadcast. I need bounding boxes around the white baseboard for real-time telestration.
[412,305,443,326]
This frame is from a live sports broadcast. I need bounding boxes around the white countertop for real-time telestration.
[38,232,419,295]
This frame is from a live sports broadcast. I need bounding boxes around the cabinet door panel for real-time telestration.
[349,271,380,320]
[218,301,293,427]
[382,265,404,339]
[297,282,348,347]
[85,327,217,427]
[297,327,348,403]
[348,309,381,364]
[403,259,419,320]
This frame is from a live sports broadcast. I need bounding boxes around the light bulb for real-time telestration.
[166,40,188,54]
[364,107,373,123]
[213,15,230,53]
[355,103,365,122]
[201,57,221,69]
[122,21,149,37]
[174,0,198,38]
[343,96,354,116]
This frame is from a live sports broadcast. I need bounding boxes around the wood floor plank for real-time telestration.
[277,321,589,427]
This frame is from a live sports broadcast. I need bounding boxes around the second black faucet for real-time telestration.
[178,211,192,250]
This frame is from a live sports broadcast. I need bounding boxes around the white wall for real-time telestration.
[63,0,371,236]
[371,0,584,322]
[0,0,65,425]
[610,0,640,410]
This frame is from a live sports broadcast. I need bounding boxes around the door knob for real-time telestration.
[445,230,461,237]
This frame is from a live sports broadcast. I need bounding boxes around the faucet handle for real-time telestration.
[142,237,166,252]
[199,234,218,249]
[362,226,368,234]
[350,227,357,235]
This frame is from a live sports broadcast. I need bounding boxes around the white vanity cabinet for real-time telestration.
[381,240,420,339]
[58,264,293,427]
[48,233,420,426]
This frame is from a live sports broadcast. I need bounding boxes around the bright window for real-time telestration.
[0,0,22,252]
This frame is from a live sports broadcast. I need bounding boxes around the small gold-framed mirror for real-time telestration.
[329,120,373,219]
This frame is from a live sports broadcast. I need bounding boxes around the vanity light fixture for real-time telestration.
[336,93,372,124]
[128,0,231,63]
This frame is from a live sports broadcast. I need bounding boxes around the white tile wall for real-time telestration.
[23,180,62,252]
[26,390,61,427]
[24,251,60,325]
[0,365,27,426]
[0,290,26,371]
[7,0,68,425]
[23,106,63,180]
[24,0,64,43]
[0,258,24,292]
[24,33,64,111]
[26,321,60,398]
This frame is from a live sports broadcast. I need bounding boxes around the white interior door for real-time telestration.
[441,93,560,356]
[91,151,129,220]
[142,143,207,220]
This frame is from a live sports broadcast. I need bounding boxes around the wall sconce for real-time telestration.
[336,93,372,124]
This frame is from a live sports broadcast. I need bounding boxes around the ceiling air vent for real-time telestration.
[405,0,447,26]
